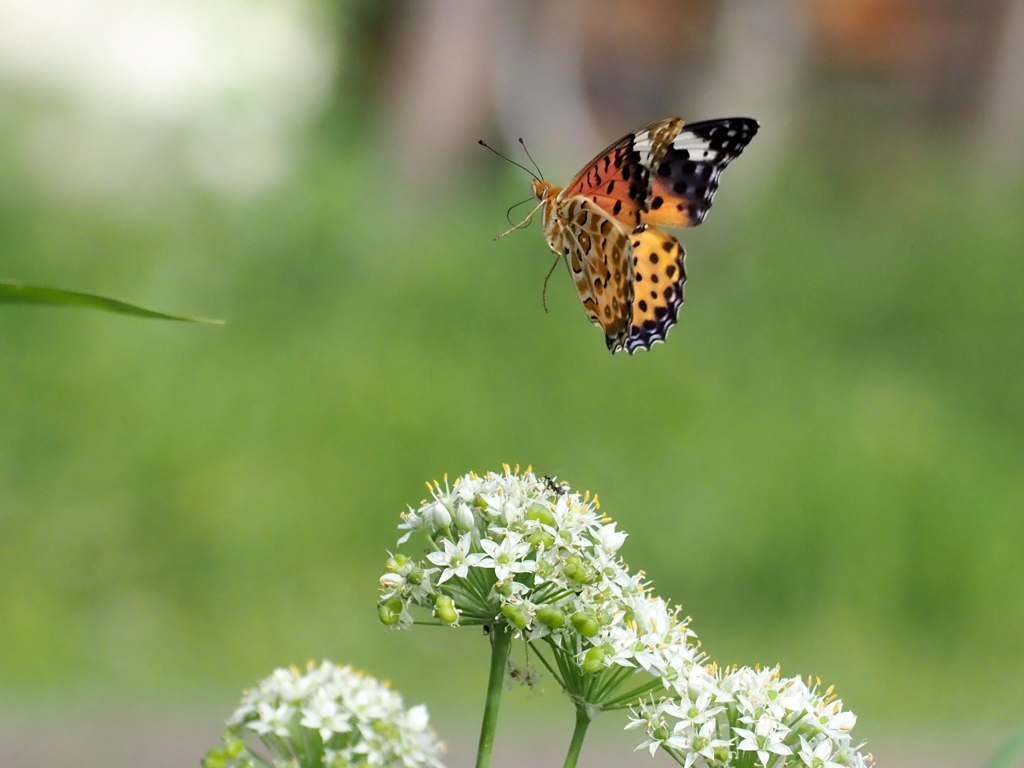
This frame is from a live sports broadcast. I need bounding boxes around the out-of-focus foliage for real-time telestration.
[983,730,1024,768]
[0,282,222,322]
[1,97,1022,736]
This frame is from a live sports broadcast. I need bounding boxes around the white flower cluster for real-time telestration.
[628,664,873,768]
[204,661,445,768]
[378,467,701,682]
[377,467,872,767]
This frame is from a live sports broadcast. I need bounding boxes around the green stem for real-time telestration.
[474,623,513,768]
[561,704,593,768]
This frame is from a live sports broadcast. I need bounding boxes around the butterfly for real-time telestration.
[520,117,758,353]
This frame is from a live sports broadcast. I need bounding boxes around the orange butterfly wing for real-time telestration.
[624,225,686,353]
[552,196,635,352]
[557,142,648,229]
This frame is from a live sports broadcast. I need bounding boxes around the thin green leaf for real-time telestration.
[0,282,224,324]
[984,731,1024,768]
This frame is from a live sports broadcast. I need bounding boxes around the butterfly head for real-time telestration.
[531,180,562,231]
[531,179,559,202]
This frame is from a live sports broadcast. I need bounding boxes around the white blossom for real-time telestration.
[628,664,873,768]
[204,661,445,768]
[425,534,485,583]
[377,467,703,710]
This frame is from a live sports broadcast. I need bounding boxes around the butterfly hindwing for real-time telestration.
[642,117,759,228]
[625,224,686,354]
[555,196,635,352]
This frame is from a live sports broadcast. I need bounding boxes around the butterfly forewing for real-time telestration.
[553,196,635,352]
[643,117,759,228]
[558,143,650,229]
[625,225,686,353]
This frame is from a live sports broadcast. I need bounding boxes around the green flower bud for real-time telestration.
[562,554,581,579]
[536,606,566,628]
[501,603,528,630]
[494,580,513,597]
[526,505,555,526]
[385,554,408,572]
[202,750,226,768]
[582,647,605,673]
[224,738,245,758]
[714,746,731,762]
[378,597,404,626]
[653,725,671,742]
[407,567,424,585]
[435,595,458,624]
[570,564,595,584]
[570,610,599,637]
[528,530,555,549]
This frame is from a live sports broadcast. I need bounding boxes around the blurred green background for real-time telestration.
[1,0,1023,764]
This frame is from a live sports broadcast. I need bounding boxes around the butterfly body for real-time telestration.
[529,117,758,354]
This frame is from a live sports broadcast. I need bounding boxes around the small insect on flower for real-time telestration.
[482,118,758,353]
[542,474,567,496]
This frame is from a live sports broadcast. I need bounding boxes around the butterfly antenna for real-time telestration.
[518,138,544,181]
[541,252,561,313]
[505,196,534,227]
[478,140,541,182]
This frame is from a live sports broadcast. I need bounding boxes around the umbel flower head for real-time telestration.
[627,663,874,768]
[203,661,445,768]
[378,466,703,709]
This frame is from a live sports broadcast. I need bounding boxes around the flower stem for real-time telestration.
[474,623,513,768]
[561,704,592,768]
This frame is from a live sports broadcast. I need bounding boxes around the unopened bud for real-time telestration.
[536,606,566,628]
[526,505,555,526]
[582,647,605,673]
[501,604,528,630]
[224,738,245,758]
[435,595,458,624]
[571,610,599,637]
[378,597,404,626]
[455,503,475,530]
[528,531,554,549]
[427,501,451,528]
[562,555,581,579]
[570,564,594,584]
